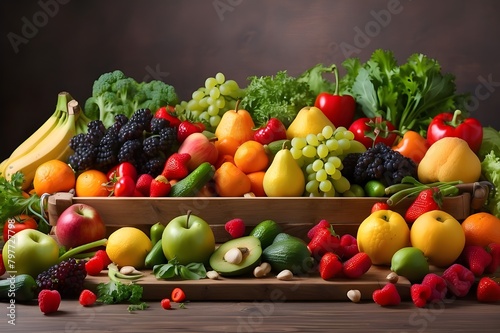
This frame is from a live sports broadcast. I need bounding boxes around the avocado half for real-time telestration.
[209,236,262,276]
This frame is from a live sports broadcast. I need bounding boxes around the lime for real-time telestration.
[390,246,429,283]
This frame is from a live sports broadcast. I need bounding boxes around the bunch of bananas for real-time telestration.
[0,92,90,190]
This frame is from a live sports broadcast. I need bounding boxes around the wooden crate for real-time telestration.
[47,192,471,242]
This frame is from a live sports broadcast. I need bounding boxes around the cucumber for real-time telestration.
[262,239,315,274]
[264,139,290,160]
[144,239,168,268]
[0,274,38,302]
[249,219,283,250]
[169,162,215,197]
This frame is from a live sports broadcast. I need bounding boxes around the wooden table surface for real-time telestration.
[2,297,499,333]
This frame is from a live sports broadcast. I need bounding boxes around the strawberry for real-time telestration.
[441,263,475,297]
[460,245,492,276]
[421,273,447,303]
[307,225,340,260]
[337,234,358,260]
[372,283,401,306]
[225,218,246,238]
[319,252,343,280]
[476,277,500,303]
[177,120,203,143]
[161,153,191,180]
[404,188,442,224]
[38,289,61,314]
[411,283,432,308]
[85,256,104,276]
[79,289,97,307]
[135,173,154,197]
[486,243,500,274]
[371,202,389,214]
[160,298,172,309]
[342,252,372,279]
[307,219,330,240]
[150,175,171,197]
[95,249,112,268]
[155,105,181,127]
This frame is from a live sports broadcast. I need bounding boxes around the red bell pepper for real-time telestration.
[427,110,483,153]
[314,65,356,128]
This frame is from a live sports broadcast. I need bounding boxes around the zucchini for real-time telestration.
[169,162,215,197]
[0,274,38,302]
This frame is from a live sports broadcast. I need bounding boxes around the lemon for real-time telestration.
[106,227,152,269]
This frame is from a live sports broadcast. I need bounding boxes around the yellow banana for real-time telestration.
[0,158,9,177]
[4,100,80,190]
[5,92,74,163]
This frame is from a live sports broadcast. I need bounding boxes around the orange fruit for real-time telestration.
[214,162,251,197]
[215,137,241,157]
[233,140,269,174]
[75,169,111,197]
[246,171,267,197]
[33,159,76,195]
[461,212,500,247]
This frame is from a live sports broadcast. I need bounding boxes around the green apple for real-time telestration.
[2,229,60,277]
[162,212,215,265]
[390,246,429,283]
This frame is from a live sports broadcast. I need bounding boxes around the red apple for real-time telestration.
[177,132,218,171]
[55,203,106,249]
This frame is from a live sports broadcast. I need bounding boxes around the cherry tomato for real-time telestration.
[3,214,38,242]
[107,162,138,183]
[371,202,390,214]
[349,117,398,149]
[113,175,136,197]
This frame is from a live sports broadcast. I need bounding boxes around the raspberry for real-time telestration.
[38,289,61,314]
[79,289,97,307]
[85,256,104,276]
[225,218,246,238]
[421,273,447,303]
[372,283,401,306]
[337,234,359,260]
[441,264,475,297]
[160,298,172,309]
[411,283,432,308]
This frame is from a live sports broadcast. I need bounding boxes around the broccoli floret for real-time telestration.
[83,70,178,128]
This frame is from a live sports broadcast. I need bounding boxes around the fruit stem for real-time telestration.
[58,238,108,262]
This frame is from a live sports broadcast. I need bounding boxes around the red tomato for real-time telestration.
[349,117,398,149]
[3,214,38,242]
[113,175,136,197]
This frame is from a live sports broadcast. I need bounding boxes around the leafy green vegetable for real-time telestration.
[0,172,47,231]
[338,49,469,135]
[84,70,179,128]
[240,71,316,127]
[296,63,336,96]
[153,258,206,280]
[481,151,500,218]
[479,127,500,160]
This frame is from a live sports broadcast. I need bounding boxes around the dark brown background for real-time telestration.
[1,0,499,160]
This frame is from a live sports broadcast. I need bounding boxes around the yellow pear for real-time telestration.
[286,106,336,139]
[263,148,305,197]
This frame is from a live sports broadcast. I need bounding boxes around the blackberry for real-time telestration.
[344,143,417,186]
[86,120,107,146]
[150,117,169,134]
[117,120,144,143]
[143,135,163,157]
[69,133,88,151]
[159,126,179,153]
[118,139,143,165]
[114,113,129,127]
[68,141,97,171]
[130,108,153,131]
[95,128,120,171]
[141,156,166,176]
[36,258,87,298]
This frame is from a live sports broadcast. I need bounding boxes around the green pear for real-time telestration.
[390,246,429,283]
[286,106,335,140]
[263,148,305,197]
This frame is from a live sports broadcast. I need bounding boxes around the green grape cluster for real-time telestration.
[176,73,245,131]
[290,126,355,197]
